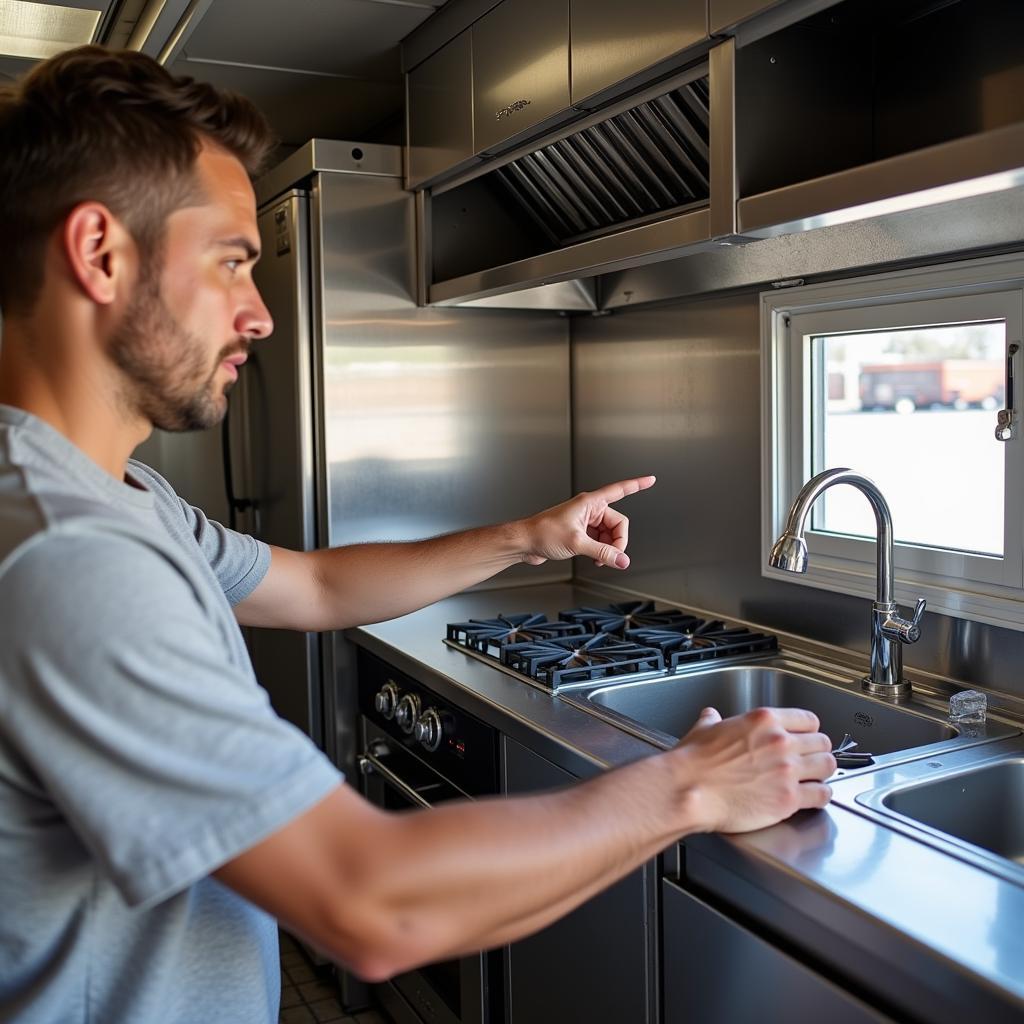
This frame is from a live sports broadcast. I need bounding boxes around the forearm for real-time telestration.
[236,522,531,631]
[336,751,695,974]
[309,522,529,629]
[235,476,656,631]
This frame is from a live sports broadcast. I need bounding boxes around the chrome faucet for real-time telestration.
[769,468,926,701]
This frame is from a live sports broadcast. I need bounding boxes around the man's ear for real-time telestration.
[61,202,134,307]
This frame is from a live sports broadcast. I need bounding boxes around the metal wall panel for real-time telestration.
[315,170,572,587]
[571,289,1024,698]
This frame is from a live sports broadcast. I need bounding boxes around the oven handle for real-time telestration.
[358,753,432,809]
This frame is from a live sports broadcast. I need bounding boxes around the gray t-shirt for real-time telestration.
[0,405,342,1023]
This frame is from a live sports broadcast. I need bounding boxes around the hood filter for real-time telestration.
[494,77,710,246]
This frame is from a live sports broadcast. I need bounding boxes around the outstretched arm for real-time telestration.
[215,705,835,981]
[234,476,655,631]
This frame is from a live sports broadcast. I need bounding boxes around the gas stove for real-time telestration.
[445,600,777,692]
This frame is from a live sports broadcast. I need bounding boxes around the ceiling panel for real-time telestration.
[13,0,112,12]
[169,56,404,147]
[3,0,453,147]
[180,0,443,80]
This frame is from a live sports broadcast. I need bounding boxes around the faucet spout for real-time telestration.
[769,468,925,700]
[770,468,893,603]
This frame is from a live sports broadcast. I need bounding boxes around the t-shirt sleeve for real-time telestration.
[175,497,271,606]
[126,460,270,605]
[0,528,342,910]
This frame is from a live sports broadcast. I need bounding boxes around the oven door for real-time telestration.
[358,720,496,1024]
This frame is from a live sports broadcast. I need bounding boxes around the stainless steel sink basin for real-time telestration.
[565,655,1016,771]
[832,737,1024,884]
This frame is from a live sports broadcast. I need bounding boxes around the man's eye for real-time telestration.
[225,259,242,272]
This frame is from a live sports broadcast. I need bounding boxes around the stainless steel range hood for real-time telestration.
[425,51,735,308]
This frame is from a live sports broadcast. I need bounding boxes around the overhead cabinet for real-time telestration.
[734,0,1024,236]
[472,0,570,155]
[709,0,787,34]
[570,0,708,107]
[406,31,474,189]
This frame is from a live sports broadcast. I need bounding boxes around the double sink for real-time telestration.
[560,653,1024,883]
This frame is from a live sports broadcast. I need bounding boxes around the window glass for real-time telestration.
[811,321,1006,556]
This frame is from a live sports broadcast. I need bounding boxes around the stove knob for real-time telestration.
[414,709,443,752]
[395,693,421,734]
[374,681,400,719]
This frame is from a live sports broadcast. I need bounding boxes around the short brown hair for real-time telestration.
[0,46,276,316]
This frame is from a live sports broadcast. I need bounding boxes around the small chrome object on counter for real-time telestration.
[949,689,988,723]
[769,468,925,701]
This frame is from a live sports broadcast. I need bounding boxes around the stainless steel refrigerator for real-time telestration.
[144,139,572,773]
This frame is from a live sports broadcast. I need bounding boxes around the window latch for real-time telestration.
[995,343,1019,442]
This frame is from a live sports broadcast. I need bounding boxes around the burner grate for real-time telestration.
[559,600,696,636]
[446,613,586,660]
[629,625,778,668]
[445,604,778,685]
[502,632,664,688]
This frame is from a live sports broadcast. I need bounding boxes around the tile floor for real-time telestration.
[279,931,390,1024]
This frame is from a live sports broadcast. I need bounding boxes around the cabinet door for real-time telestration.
[662,879,895,1024]
[571,0,707,106]
[503,737,650,1024]
[472,0,569,154]
[710,0,783,34]
[407,31,473,188]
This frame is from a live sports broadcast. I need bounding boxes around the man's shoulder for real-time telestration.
[0,516,223,646]
[127,459,179,503]
[0,465,127,571]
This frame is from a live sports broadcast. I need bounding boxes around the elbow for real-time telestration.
[317,896,446,984]
[343,951,401,985]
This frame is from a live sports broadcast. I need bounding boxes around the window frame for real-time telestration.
[762,253,1024,631]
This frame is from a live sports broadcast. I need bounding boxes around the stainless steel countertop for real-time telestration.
[349,580,1024,1021]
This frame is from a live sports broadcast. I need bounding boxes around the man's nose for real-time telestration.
[237,282,273,341]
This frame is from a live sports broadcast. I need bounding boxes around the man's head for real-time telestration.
[0,46,276,431]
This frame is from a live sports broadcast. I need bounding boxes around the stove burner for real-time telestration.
[503,632,664,688]
[559,600,696,636]
[445,604,778,688]
[629,624,778,668]
[446,613,587,659]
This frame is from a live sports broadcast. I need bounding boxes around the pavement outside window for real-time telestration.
[279,930,389,1024]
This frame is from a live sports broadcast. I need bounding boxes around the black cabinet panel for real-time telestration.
[503,737,650,1024]
[662,879,894,1023]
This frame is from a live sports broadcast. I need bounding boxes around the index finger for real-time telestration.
[765,707,822,733]
[589,475,656,505]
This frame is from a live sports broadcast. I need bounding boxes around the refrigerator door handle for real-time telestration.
[221,408,256,532]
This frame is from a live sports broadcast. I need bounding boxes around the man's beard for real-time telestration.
[110,270,246,433]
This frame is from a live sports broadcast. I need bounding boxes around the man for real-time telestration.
[0,47,836,1024]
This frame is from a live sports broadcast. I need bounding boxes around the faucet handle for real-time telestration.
[882,598,926,645]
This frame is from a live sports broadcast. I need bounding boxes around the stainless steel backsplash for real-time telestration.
[571,291,1024,697]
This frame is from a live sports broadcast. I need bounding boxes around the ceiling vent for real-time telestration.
[0,0,100,61]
